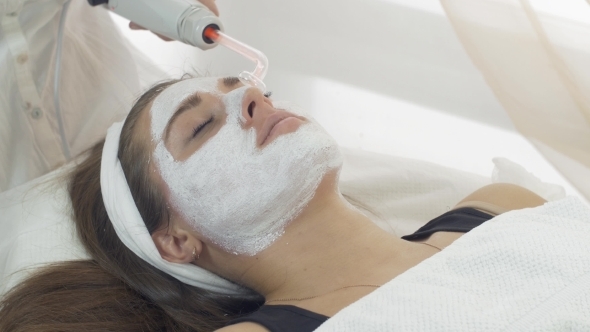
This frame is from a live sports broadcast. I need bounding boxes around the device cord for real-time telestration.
[54,0,73,160]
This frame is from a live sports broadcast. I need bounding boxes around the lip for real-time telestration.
[258,112,293,146]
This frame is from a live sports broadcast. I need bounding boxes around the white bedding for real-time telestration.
[0,147,564,299]
[315,196,590,331]
[0,165,89,298]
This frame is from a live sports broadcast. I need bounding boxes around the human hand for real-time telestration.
[128,0,219,41]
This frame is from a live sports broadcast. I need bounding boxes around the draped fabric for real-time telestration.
[440,0,590,201]
[316,196,590,331]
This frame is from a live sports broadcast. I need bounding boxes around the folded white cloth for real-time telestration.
[315,197,590,331]
[492,157,566,201]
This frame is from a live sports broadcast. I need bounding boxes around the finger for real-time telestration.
[129,22,146,30]
[198,0,220,16]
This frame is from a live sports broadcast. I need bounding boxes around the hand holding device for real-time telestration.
[88,0,222,50]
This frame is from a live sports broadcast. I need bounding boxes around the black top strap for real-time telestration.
[228,305,329,331]
[401,207,494,241]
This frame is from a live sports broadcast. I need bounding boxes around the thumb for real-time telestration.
[198,0,220,16]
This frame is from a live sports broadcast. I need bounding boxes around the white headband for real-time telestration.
[100,121,249,296]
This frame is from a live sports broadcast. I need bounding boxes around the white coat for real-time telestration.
[0,0,163,192]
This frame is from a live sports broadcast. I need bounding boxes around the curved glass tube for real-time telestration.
[205,28,269,91]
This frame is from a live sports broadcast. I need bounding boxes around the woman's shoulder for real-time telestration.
[216,322,270,332]
[408,184,547,249]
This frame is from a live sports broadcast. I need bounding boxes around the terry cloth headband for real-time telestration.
[100,121,249,295]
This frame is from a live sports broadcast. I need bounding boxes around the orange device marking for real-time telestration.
[204,27,219,41]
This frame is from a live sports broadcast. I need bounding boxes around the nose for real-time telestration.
[240,87,272,126]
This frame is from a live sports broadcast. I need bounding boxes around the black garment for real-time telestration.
[228,305,329,331]
[400,207,494,241]
[226,207,494,332]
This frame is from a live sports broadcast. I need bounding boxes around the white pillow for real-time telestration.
[338,147,490,236]
[0,165,90,298]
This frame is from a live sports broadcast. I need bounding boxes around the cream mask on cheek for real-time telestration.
[151,78,342,255]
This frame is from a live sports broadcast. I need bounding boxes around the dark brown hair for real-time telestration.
[0,261,170,332]
[0,79,263,331]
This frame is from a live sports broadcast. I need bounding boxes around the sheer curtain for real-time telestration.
[441,0,590,201]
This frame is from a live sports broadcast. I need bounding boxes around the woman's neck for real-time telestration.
[227,188,422,301]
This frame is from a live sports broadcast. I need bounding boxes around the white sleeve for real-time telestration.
[0,0,25,15]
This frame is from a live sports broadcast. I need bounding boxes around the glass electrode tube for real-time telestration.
[204,27,269,91]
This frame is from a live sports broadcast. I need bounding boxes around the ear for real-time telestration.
[151,222,203,264]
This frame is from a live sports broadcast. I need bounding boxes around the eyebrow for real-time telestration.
[164,77,241,141]
[165,92,202,142]
[223,76,241,87]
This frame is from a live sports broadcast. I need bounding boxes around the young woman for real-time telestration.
[0,77,546,332]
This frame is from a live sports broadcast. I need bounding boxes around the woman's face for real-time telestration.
[161,77,306,161]
[143,77,343,256]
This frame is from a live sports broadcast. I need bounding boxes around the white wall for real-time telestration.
[110,0,585,199]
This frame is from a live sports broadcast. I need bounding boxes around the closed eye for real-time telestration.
[192,116,214,139]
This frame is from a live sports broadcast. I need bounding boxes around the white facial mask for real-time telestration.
[151,78,342,255]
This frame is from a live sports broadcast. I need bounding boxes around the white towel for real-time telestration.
[315,197,590,331]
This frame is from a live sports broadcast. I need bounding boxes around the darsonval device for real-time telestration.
[87,0,269,90]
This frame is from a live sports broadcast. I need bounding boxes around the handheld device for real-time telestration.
[87,0,268,90]
[87,0,223,50]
